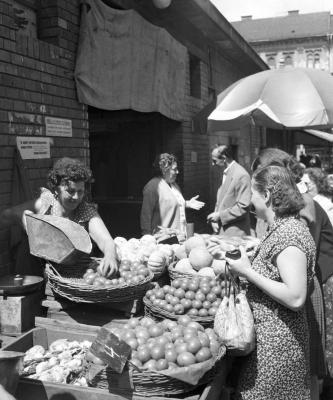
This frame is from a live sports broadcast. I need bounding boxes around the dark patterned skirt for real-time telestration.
[306,275,326,378]
[323,275,333,376]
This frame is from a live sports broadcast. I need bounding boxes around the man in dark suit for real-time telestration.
[207,145,251,237]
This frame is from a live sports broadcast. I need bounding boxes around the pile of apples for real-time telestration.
[83,259,151,287]
[111,316,222,370]
[144,276,226,318]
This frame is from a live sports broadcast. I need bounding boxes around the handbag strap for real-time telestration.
[225,263,240,295]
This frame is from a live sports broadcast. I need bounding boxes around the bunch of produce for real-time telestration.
[22,339,92,386]
[144,276,226,318]
[109,316,222,371]
[83,259,151,287]
[172,234,260,277]
[114,235,177,276]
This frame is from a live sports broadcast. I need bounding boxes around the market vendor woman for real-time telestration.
[0,157,117,277]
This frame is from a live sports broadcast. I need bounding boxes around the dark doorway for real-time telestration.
[89,108,180,238]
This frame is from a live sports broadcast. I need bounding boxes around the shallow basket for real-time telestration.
[167,260,196,281]
[45,262,154,303]
[143,297,214,327]
[88,347,226,396]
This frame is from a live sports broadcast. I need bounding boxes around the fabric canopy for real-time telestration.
[75,0,187,121]
[304,129,333,143]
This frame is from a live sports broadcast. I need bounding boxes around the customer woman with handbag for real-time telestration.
[226,165,316,400]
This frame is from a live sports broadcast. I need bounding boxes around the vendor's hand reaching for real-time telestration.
[97,256,118,278]
[225,246,251,278]
[186,195,205,210]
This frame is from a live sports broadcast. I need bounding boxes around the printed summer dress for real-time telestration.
[39,188,99,230]
[234,217,316,400]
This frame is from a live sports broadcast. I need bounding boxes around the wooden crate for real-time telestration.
[2,318,229,400]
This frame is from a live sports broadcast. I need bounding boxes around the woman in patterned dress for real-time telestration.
[226,165,316,400]
[1,157,118,277]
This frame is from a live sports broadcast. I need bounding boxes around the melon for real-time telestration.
[188,248,213,271]
[212,259,226,276]
[197,267,215,277]
[174,244,187,260]
[174,258,197,274]
[184,236,206,255]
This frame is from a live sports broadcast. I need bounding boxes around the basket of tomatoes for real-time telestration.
[86,316,226,396]
[143,276,226,327]
[45,258,154,303]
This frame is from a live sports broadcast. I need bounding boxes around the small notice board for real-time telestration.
[16,136,51,159]
[45,117,72,137]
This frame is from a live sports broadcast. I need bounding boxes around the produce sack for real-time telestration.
[214,272,255,356]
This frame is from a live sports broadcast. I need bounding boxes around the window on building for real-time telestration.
[267,56,276,69]
[314,53,321,69]
[306,53,314,68]
[189,53,201,99]
[285,55,293,67]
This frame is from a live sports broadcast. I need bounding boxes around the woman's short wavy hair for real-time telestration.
[47,157,93,192]
[252,165,304,218]
[153,153,178,176]
[305,167,332,197]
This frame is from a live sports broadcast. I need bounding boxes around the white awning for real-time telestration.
[304,129,333,143]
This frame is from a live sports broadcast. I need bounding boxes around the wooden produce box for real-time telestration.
[2,318,229,400]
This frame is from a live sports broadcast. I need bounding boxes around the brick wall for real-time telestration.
[0,0,89,275]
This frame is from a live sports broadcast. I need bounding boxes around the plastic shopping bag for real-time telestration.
[214,271,255,356]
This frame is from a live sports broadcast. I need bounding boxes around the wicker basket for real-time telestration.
[167,260,196,281]
[143,297,214,327]
[88,347,226,396]
[45,263,154,303]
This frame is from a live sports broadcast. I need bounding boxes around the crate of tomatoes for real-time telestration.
[86,315,226,396]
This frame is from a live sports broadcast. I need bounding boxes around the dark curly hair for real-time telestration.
[305,167,332,197]
[153,153,178,176]
[47,157,93,192]
[252,165,304,218]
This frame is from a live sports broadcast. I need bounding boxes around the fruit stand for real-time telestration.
[1,220,259,400]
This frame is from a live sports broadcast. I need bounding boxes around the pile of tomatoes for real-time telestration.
[144,277,225,318]
[83,260,151,288]
[111,316,221,370]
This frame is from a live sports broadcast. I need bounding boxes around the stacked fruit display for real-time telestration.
[170,234,260,278]
[82,259,152,288]
[113,235,177,276]
[110,316,223,371]
[144,276,226,319]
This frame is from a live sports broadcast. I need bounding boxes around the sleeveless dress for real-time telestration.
[234,217,316,400]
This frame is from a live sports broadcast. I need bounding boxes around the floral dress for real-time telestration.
[234,217,316,400]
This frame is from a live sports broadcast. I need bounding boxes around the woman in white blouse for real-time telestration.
[140,153,204,241]
[302,167,333,227]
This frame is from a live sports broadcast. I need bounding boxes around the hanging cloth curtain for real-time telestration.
[75,0,187,121]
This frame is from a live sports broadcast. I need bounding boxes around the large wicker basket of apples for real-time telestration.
[86,316,226,396]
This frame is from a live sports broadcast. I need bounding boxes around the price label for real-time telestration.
[90,327,131,373]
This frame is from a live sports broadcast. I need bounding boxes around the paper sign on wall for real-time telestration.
[45,117,72,137]
[16,136,51,159]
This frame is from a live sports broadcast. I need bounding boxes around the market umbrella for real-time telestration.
[208,68,333,132]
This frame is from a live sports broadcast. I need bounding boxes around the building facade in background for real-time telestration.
[233,10,333,73]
